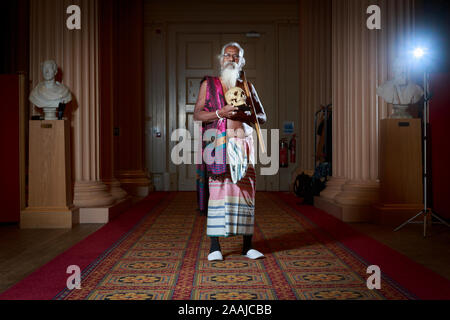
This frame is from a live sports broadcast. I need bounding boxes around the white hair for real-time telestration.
[219,42,246,69]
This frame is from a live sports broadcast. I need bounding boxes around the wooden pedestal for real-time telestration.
[21,120,78,228]
[373,119,423,225]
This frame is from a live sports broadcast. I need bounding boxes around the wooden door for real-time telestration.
[176,34,222,190]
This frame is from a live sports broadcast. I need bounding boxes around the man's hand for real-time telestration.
[219,104,239,119]
[229,110,256,124]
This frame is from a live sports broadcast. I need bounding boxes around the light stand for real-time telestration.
[394,63,450,237]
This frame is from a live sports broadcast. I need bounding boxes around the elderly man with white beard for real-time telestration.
[194,42,267,261]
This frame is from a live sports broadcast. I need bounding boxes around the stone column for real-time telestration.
[63,0,115,209]
[315,0,416,222]
[114,0,152,197]
[99,0,127,201]
[328,0,380,222]
[298,0,332,173]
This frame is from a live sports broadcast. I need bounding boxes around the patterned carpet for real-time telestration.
[52,192,416,300]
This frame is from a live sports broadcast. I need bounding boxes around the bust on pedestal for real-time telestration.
[29,60,72,120]
[373,58,424,225]
[377,58,423,119]
[21,60,78,229]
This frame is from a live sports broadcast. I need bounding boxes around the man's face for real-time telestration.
[42,62,57,81]
[221,46,242,71]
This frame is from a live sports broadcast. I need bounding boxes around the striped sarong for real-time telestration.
[206,135,256,237]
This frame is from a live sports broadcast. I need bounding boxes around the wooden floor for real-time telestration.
[0,214,449,296]
[350,222,450,280]
[0,223,104,294]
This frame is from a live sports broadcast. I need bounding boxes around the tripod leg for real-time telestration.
[424,210,429,237]
[430,211,450,227]
[394,210,426,232]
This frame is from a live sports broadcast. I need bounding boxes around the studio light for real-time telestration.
[413,47,427,59]
[394,46,450,236]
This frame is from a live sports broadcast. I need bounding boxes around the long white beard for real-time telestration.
[221,62,240,89]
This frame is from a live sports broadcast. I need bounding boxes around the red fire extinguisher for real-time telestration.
[280,138,289,168]
[289,134,296,163]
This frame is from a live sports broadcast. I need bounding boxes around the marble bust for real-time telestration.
[29,60,72,120]
[377,58,423,119]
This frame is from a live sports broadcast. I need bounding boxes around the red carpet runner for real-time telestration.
[1,192,449,300]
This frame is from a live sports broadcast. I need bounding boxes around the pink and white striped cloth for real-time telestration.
[206,135,256,237]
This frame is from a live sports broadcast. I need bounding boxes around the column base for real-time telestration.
[315,179,379,222]
[315,196,373,222]
[74,180,116,208]
[372,203,424,226]
[116,170,154,197]
[320,177,348,200]
[79,196,133,224]
[20,206,79,229]
[103,178,128,201]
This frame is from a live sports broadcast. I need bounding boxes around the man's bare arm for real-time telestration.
[250,82,267,125]
[194,81,238,122]
[193,81,216,122]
